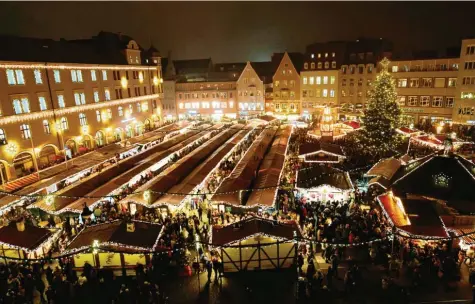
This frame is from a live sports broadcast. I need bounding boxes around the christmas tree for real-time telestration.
[358,58,402,157]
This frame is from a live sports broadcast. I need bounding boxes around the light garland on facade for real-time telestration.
[0,94,160,125]
[0,62,159,71]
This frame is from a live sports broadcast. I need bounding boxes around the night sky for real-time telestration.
[0,2,474,63]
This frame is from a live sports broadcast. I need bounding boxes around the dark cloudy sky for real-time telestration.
[0,2,474,63]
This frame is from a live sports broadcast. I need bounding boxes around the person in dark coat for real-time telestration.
[206,261,213,282]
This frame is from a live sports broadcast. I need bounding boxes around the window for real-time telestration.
[93,90,100,102]
[397,96,406,106]
[432,96,443,107]
[6,69,25,85]
[357,91,363,97]
[323,76,328,84]
[57,94,65,108]
[467,45,475,55]
[434,78,445,88]
[78,113,87,126]
[422,78,433,88]
[315,89,321,97]
[398,79,407,88]
[408,96,418,106]
[290,91,295,98]
[317,62,322,69]
[107,109,112,119]
[71,70,83,83]
[316,77,321,85]
[341,90,346,97]
[20,124,31,139]
[330,76,335,84]
[330,89,335,97]
[303,77,308,85]
[325,53,328,58]
[274,81,279,87]
[43,120,51,134]
[465,61,475,70]
[446,97,454,108]
[102,70,108,81]
[367,65,373,73]
[61,117,69,131]
[12,97,30,114]
[350,66,355,74]
[0,129,6,145]
[34,70,43,84]
[74,92,86,105]
[105,88,111,101]
[410,78,419,88]
[282,70,286,75]
[324,62,329,69]
[91,70,97,81]
[290,80,295,87]
[342,79,347,86]
[358,79,363,86]
[96,110,101,122]
[304,63,308,70]
[322,89,328,97]
[350,79,354,87]
[53,70,61,83]
[137,103,142,112]
[38,96,47,111]
[392,66,398,72]
[358,66,364,74]
[302,90,307,98]
[420,96,430,107]
[331,61,336,68]
[116,106,123,117]
[342,66,347,74]
[309,77,315,85]
[311,63,315,69]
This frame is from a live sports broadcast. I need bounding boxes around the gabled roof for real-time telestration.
[211,217,302,246]
[272,52,305,73]
[296,165,352,191]
[378,194,448,238]
[366,158,402,180]
[66,220,163,252]
[298,141,345,157]
[250,61,277,83]
[0,223,54,251]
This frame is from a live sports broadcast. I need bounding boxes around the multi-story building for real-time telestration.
[453,39,475,125]
[339,38,393,120]
[389,55,459,126]
[251,61,275,115]
[235,62,265,117]
[271,52,303,120]
[301,42,346,119]
[0,32,163,182]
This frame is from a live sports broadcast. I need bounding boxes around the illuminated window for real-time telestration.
[20,124,31,139]
[12,97,30,114]
[325,53,328,58]
[290,91,295,98]
[397,96,406,106]
[323,89,328,97]
[304,63,308,70]
[79,113,87,126]
[0,129,6,145]
[93,90,100,102]
[408,96,418,106]
[432,96,443,107]
[105,88,111,101]
[315,89,321,97]
[137,103,142,112]
[323,76,328,84]
[275,81,279,87]
[330,76,335,84]
[318,62,322,69]
[179,103,184,109]
[118,106,124,116]
[303,77,308,85]
[311,63,315,69]
[309,77,314,85]
[38,96,47,111]
[96,110,101,122]
[446,97,454,108]
[311,54,315,59]
[398,79,407,88]
[128,104,133,114]
[74,92,86,105]
[392,66,398,73]
[57,94,65,108]
[53,70,61,83]
[330,90,335,97]
[91,70,97,81]
[34,70,43,84]
[102,70,108,81]
[316,77,321,85]
[324,62,329,69]
[332,52,335,57]
[422,78,433,88]
[331,61,336,68]
[71,70,83,83]
[6,69,25,85]
[107,109,112,119]
[142,102,149,112]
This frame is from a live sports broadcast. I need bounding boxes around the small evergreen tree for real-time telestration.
[357,58,402,158]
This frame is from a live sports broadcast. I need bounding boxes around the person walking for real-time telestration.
[206,260,213,282]
[212,257,220,282]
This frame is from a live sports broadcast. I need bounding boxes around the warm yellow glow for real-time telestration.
[45,195,54,206]
[5,142,18,156]
[138,72,144,83]
[81,125,89,134]
[106,127,112,133]
[143,190,151,202]
[75,136,83,142]
[125,110,131,119]
[394,195,411,225]
[160,78,164,84]
[409,123,414,129]
[153,76,159,86]
[451,132,456,139]
[121,77,128,88]
[436,125,443,134]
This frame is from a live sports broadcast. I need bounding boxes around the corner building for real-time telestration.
[0,32,164,182]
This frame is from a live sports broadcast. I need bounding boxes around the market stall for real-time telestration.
[298,141,346,164]
[210,217,302,272]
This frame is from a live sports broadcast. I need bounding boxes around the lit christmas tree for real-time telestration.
[358,58,402,157]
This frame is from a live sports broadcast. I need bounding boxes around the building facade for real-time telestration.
[236,62,265,117]
[389,57,459,126]
[453,39,475,125]
[271,52,303,120]
[0,33,163,183]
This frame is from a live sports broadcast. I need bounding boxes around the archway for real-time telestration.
[39,145,59,168]
[79,135,93,153]
[0,160,9,184]
[144,119,151,132]
[114,128,124,142]
[95,131,105,147]
[13,151,36,178]
[125,125,134,139]
[65,139,77,158]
